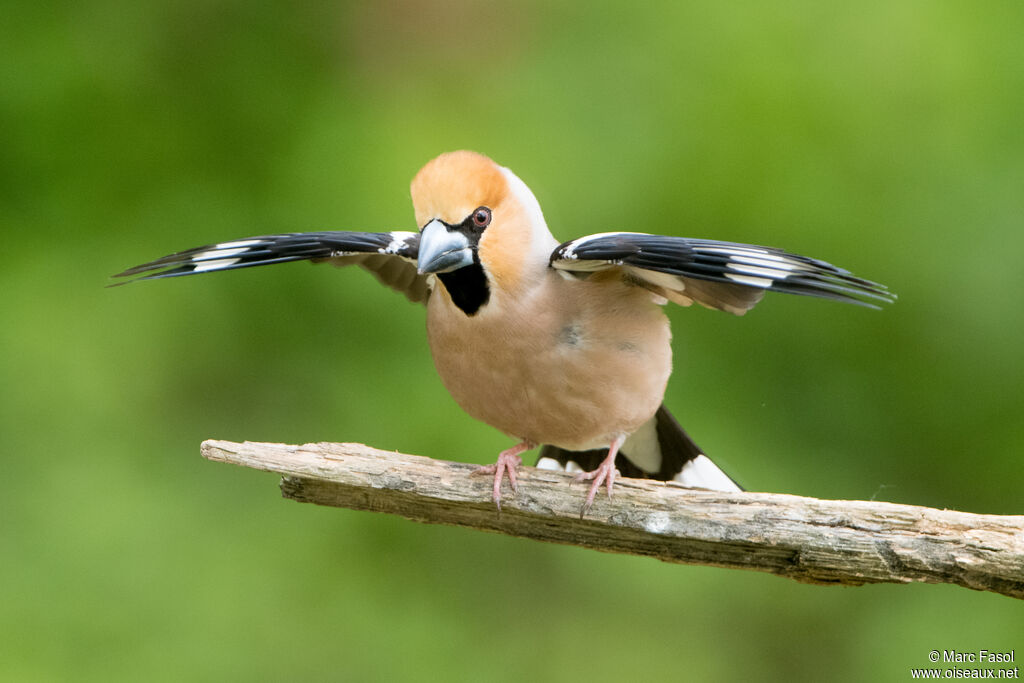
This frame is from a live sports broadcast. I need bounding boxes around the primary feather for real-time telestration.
[112,230,427,303]
[551,232,894,314]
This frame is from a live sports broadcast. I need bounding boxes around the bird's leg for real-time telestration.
[472,440,536,509]
[574,434,627,517]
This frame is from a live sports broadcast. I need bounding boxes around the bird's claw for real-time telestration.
[473,447,529,510]
[574,461,619,518]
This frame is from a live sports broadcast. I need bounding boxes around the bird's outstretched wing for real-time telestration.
[111,231,428,303]
[549,232,894,315]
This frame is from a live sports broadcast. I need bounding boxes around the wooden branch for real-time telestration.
[201,439,1024,600]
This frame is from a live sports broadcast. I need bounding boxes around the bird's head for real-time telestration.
[411,151,557,307]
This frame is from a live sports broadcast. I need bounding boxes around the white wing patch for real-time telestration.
[191,247,250,262]
[192,257,242,272]
[724,274,773,288]
[694,244,810,289]
[559,232,648,260]
[673,454,743,492]
[214,239,264,250]
[381,231,417,256]
[695,246,802,268]
[535,457,563,471]
[191,240,267,264]
[537,457,587,473]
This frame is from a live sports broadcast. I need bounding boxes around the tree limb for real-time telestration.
[200,439,1024,600]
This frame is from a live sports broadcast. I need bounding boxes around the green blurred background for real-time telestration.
[3,1,1021,680]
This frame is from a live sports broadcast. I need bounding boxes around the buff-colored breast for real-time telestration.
[426,270,672,450]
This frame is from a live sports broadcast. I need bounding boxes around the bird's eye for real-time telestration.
[472,207,492,229]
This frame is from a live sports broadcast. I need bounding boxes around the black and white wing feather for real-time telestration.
[536,405,743,492]
[112,231,428,303]
[550,232,894,314]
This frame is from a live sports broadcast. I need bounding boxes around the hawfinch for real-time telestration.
[115,151,893,514]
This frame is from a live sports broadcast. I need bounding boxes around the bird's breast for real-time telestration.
[425,275,672,449]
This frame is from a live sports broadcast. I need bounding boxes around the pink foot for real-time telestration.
[473,441,535,510]
[573,434,627,517]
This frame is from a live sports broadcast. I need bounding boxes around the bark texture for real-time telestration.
[201,439,1024,600]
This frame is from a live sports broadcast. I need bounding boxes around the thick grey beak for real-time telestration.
[417,219,474,274]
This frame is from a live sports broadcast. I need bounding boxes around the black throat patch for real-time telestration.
[437,262,490,316]
[427,209,493,317]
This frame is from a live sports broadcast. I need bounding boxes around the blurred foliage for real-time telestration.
[2,1,1022,680]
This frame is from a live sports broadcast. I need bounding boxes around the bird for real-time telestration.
[114,150,894,515]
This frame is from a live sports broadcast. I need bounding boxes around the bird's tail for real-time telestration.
[535,405,743,492]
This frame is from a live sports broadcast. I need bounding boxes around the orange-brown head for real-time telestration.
[411,151,557,305]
